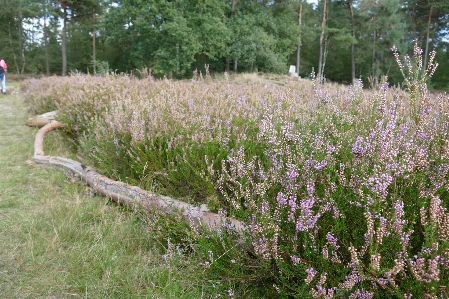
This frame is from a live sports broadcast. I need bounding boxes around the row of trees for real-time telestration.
[1,0,448,88]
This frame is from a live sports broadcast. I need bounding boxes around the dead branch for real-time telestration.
[26,110,59,128]
[30,119,245,232]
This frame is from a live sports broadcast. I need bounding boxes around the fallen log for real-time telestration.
[31,120,245,232]
[26,110,59,128]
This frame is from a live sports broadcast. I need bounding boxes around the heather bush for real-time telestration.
[212,46,449,298]
[23,45,449,298]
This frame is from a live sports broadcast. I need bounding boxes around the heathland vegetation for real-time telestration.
[18,42,449,297]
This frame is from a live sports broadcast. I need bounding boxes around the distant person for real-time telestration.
[0,58,7,94]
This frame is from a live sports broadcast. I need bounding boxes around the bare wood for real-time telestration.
[31,120,245,232]
[33,120,64,156]
[26,110,59,128]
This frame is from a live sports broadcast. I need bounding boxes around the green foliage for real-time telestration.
[2,0,449,88]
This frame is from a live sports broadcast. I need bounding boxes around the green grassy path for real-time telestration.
[0,84,204,298]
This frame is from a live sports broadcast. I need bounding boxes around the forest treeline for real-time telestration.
[1,0,448,88]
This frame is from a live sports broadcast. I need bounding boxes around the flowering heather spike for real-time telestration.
[291,255,301,265]
[305,268,318,285]
[349,290,374,299]
[351,136,366,156]
[276,192,287,207]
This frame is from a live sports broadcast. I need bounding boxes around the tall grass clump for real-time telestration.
[23,44,449,298]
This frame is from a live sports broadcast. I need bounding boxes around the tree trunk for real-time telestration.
[423,1,433,71]
[93,8,97,74]
[231,0,238,12]
[8,21,19,74]
[410,0,418,38]
[318,0,327,82]
[30,120,245,232]
[44,1,50,76]
[322,37,328,81]
[62,4,68,76]
[372,29,377,84]
[296,1,302,77]
[347,0,355,82]
[18,12,25,74]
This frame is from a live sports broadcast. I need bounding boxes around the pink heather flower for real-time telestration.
[349,289,375,299]
[305,268,318,284]
[286,165,299,180]
[326,232,339,249]
[276,192,287,206]
[163,254,170,267]
[314,160,328,171]
[301,197,315,211]
[400,123,409,136]
[306,182,315,197]
[288,198,297,212]
[352,136,366,156]
[291,255,301,265]
[261,201,269,215]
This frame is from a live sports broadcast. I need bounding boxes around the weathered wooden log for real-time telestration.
[33,120,64,156]
[26,110,59,128]
[31,120,245,232]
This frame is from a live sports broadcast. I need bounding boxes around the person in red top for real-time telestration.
[0,59,7,94]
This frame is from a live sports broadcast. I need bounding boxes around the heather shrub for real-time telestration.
[211,46,449,298]
[23,45,449,298]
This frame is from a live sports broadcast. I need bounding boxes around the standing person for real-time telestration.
[0,58,7,94]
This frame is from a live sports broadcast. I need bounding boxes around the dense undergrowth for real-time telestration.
[23,44,449,298]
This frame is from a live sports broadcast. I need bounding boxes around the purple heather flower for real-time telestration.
[352,136,366,156]
[288,198,297,212]
[306,215,319,228]
[400,123,409,136]
[276,192,287,206]
[261,201,269,215]
[391,45,398,52]
[306,183,315,197]
[326,232,339,248]
[163,254,170,267]
[286,165,299,180]
[417,132,428,141]
[300,197,315,211]
[291,255,301,265]
[314,160,328,171]
[395,200,404,219]
[306,268,317,276]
